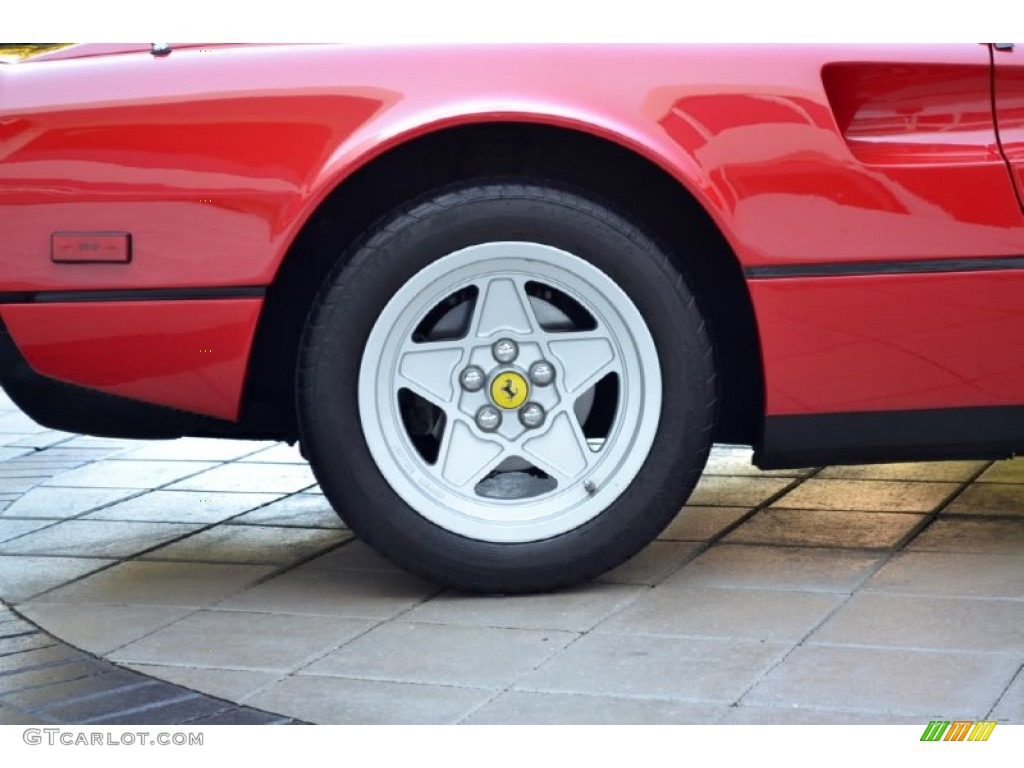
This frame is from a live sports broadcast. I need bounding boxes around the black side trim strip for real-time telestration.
[746,255,1024,279]
[0,286,265,304]
[756,406,1024,469]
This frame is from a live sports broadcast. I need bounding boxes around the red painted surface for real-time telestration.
[0,299,263,419]
[994,46,1024,212]
[751,271,1024,415]
[1,44,1023,425]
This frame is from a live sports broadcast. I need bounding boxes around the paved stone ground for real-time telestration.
[0,391,1021,724]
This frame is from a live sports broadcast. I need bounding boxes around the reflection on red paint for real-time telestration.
[1,299,262,420]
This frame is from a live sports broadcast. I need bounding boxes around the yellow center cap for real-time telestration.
[490,371,529,410]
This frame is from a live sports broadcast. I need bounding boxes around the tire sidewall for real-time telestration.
[299,184,714,592]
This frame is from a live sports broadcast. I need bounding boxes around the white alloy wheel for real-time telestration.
[298,182,715,593]
[359,241,662,542]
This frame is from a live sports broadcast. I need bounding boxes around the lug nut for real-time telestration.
[529,360,555,386]
[476,405,502,432]
[492,338,518,364]
[519,402,545,429]
[459,365,485,392]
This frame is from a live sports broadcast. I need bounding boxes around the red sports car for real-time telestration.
[1,43,1022,592]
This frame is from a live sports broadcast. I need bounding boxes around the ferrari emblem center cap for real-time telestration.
[490,371,529,410]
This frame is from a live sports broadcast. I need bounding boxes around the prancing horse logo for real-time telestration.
[501,378,517,402]
[490,371,529,410]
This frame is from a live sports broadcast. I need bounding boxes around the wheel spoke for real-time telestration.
[522,411,590,482]
[397,346,464,406]
[547,336,617,396]
[472,277,534,338]
[438,419,505,488]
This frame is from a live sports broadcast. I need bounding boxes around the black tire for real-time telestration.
[297,181,716,593]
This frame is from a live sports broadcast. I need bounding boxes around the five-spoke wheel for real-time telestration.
[298,182,716,593]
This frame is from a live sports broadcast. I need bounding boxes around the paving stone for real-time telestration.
[863,552,1024,599]
[0,556,118,603]
[0,519,54,544]
[0,477,46,494]
[112,610,371,672]
[32,447,114,459]
[304,621,575,689]
[2,459,91,471]
[84,490,282,524]
[519,633,788,703]
[19,603,194,655]
[991,671,1024,722]
[9,433,74,449]
[187,708,292,725]
[907,518,1024,555]
[139,525,350,565]
[665,545,883,592]
[87,694,230,724]
[42,460,217,489]
[124,664,280,702]
[772,479,959,512]
[0,520,201,558]
[743,646,1018,715]
[596,586,843,641]
[816,461,985,482]
[217,567,437,619]
[1,486,139,519]
[304,541,405,572]
[596,541,704,586]
[0,632,55,656]
[58,436,146,450]
[231,494,345,528]
[250,675,493,724]
[659,506,751,541]
[0,412,50,434]
[724,509,925,549]
[810,594,1024,653]
[0,659,98,695]
[976,459,1024,483]
[702,447,814,477]
[0,434,35,446]
[0,447,33,461]
[117,438,269,462]
[237,443,306,464]
[42,680,191,721]
[720,706,929,724]
[943,483,1024,517]
[0,703,56,723]
[3,668,145,712]
[0,468,59,479]
[0,643,86,673]
[166,463,318,494]
[29,561,277,607]
[404,583,643,632]
[687,476,794,507]
[0,617,32,638]
[464,691,728,724]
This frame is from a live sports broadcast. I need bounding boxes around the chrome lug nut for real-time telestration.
[529,360,555,386]
[476,405,502,432]
[519,402,545,429]
[492,338,519,364]
[459,365,485,392]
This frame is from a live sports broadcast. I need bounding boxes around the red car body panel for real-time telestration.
[1,43,1023,439]
[994,47,1024,211]
[751,271,1024,415]
[0,298,261,419]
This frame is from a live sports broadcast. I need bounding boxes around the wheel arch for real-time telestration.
[241,120,765,447]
